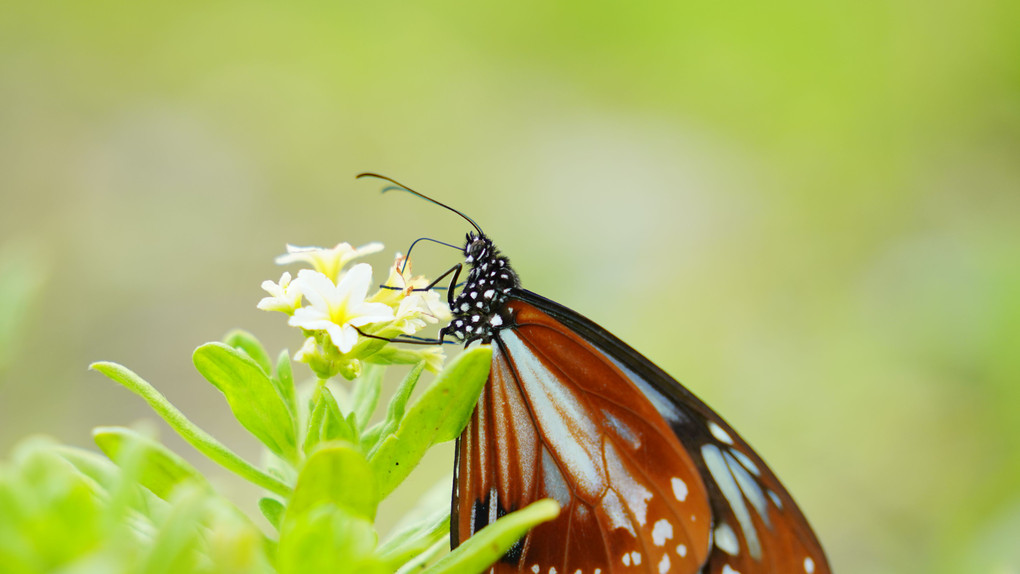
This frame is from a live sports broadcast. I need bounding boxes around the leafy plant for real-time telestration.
[0,242,559,573]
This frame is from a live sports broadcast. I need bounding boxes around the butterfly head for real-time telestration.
[444,233,520,344]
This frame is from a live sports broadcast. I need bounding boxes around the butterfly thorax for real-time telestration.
[444,233,520,344]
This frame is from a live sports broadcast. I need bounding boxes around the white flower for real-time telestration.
[288,265,395,353]
[257,272,303,313]
[275,242,384,281]
[371,253,433,308]
[394,290,451,334]
[293,336,319,363]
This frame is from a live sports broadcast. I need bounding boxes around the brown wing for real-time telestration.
[453,299,713,573]
[453,295,830,574]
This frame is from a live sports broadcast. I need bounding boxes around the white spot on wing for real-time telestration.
[622,554,631,566]
[658,554,671,574]
[703,444,762,559]
[652,519,674,546]
[722,566,740,574]
[671,477,688,501]
[769,489,784,509]
[676,544,687,557]
[709,421,734,444]
[731,448,760,476]
[804,557,816,573]
[631,551,642,565]
[725,450,770,528]
[714,522,739,555]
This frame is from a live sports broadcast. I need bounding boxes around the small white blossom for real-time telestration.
[288,265,395,353]
[257,272,303,313]
[293,336,319,363]
[394,290,451,334]
[276,242,384,281]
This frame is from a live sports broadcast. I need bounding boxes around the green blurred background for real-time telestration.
[2,0,1019,572]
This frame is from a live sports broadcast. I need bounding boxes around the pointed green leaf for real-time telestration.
[90,361,292,497]
[370,347,491,498]
[424,499,559,574]
[193,342,298,463]
[259,497,285,530]
[323,385,357,443]
[223,329,273,375]
[304,385,356,454]
[93,426,211,500]
[287,442,377,521]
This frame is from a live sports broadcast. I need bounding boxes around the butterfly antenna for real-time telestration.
[356,172,485,237]
[402,237,462,274]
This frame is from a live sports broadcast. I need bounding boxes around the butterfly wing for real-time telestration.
[452,289,830,574]
[453,300,713,573]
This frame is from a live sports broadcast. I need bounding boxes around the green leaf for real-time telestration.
[90,361,292,497]
[303,384,357,454]
[93,426,211,501]
[365,362,425,456]
[424,499,560,574]
[223,329,273,375]
[193,342,298,463]
[258,497,285,530]
[138,485,210,574]
[286,442,378,521]
[370,346,491,498]
[45,440,165,538]
[323,385,357,443]
[277,504,383,574]
[352,363,384,429]
[303,395,327,455]
[0,439,109,566]
[274,349,298,423]
[377,507,450,571]
[53,443,125,489]
[395,536,448,574]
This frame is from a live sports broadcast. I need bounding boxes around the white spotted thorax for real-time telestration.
[444,233,520,343]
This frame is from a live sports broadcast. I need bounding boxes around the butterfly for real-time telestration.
[359,174,831,574]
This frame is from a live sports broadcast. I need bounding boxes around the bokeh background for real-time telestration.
[2,1,1019,572]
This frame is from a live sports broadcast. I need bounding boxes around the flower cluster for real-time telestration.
[258,243,450,379]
